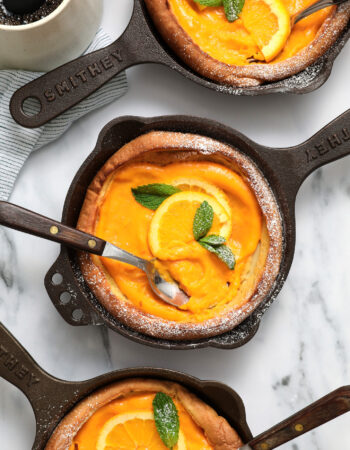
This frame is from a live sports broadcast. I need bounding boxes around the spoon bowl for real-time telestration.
[102,241,189,307]
[145,259,189,307]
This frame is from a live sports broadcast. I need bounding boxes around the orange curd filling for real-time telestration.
[94,161,264,322]
[168,0,334,64]
[69,392,213,449]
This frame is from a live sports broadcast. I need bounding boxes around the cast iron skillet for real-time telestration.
[0,322,251,449]
[40,111,350,350]
[9,0,350,128]
[1,322,350,449]
[43,111,350,350]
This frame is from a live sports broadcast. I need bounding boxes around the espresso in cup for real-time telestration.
[0,0,63,25]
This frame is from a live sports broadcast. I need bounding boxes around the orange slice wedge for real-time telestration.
[96,412,187,450]
[241,0,291,62]
[170,177,232,219]
[149,191,232,260]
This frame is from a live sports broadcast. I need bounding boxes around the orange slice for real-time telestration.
[170,178,232,219]
[149,191,232,260]
[241,0,291,62]
[96,412,186,450]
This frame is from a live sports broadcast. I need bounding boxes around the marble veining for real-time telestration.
[1,0,350,448]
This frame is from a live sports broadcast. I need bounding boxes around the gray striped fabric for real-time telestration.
[0,29,128,201]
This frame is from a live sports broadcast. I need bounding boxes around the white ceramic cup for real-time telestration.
[0,0,103,71]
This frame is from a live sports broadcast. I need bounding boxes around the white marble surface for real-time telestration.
[1,0,350,448]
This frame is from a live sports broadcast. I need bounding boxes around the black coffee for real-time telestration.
[0,0,64,25]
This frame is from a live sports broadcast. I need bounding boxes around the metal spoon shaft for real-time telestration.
[102,242,147,270]
[293,0,348,24]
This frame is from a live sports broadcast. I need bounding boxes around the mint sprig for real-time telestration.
[153,392,179,449]
[194,0,244,22]
[204,241,236,269]
[199,238,236,270]
[193,202,236,270]
[132,183,181,210]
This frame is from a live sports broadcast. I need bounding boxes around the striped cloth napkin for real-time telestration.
[0,29,128,201]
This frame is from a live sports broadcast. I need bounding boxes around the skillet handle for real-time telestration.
[283,109,350,189]
[0,201,106,255]
[0,322,59,406]
[248,386,350,449]
[9,0,170,128]
[0,323,88,450]
[10,42,126,128]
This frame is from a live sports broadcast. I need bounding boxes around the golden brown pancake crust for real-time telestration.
[45,379,243,450]
[144,0,350,87]
[77,131,283,340]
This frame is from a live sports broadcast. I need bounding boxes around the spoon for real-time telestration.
[292,0,349,24]
[0,201,189,308]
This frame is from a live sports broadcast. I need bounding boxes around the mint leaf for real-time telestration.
[194,0,223,6]
[132,184,181,210]
[153,392,179,449]
[193,201,214,240]
[223,0,244,22]
[214,244,236,269]
[199,241,217,253]
[199,234,226,246]
[200,242,236,270]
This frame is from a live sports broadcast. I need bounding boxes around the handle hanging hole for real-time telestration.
[21,97,42,117]
[72,309,84,322]
[51,273,63,285]
[60,292,71,305]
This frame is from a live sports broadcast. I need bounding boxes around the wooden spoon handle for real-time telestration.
[248,386,350,449]
[0,201,105,255]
